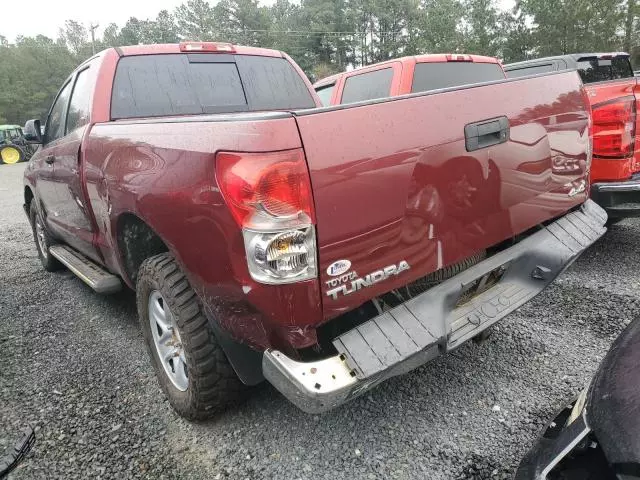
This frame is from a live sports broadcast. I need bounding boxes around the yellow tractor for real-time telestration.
[0,125,35,165]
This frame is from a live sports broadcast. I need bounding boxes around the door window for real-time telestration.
[66,66,96,133]
[46,81,73,143]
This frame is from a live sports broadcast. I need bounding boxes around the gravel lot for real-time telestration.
[1,161,639,479]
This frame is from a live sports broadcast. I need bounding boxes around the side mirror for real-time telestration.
[23,119,42,144]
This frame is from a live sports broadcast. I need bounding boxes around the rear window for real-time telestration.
[576,57,634,83]
[505,63,555,78]
[111,54,315,119]
[341,68,393,104]
[411,62,505,93]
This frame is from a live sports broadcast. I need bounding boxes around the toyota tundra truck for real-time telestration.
[506,53,640,221]
[22,42,606,419]
[313,53,506,106]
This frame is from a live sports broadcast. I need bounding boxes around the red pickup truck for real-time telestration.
[22,42,606,419]
[505,53,640,221]
[313,53,506,106]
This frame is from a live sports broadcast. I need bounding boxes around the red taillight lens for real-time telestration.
[592,97,636,158]
[215,149,315,227]
[179,42,235,53]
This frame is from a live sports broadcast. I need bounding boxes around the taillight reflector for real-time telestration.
[592,97,636,158]
[215,149,315,228]
[179,42,235,53]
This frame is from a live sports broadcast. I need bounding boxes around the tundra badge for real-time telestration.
[326,261,410,299]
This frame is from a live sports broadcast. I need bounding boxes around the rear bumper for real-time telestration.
[591,174,640,217]
[263,200,607,414]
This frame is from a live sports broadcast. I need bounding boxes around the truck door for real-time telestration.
[35,80,73,234]
[48,62,102,262]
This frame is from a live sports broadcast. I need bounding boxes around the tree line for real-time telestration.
[0,0,638,124]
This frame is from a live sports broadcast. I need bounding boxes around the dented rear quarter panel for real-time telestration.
[83,116,323,352]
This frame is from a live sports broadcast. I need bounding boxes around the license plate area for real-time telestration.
[455,262,510,308]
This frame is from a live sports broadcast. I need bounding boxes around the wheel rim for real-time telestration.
[1,146,21,164]
[148,290,188,391]
[34,216,48,259]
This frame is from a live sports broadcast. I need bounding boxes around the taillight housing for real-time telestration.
[216,149,317,284]
[592,96,636,158]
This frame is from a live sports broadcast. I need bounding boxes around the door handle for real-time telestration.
[45,155,55,165]
[464,116,509,152]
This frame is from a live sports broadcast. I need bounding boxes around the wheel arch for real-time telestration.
[115,212,170,286]
[115,212,264,386]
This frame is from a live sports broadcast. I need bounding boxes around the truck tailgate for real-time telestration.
[294,71,591,319]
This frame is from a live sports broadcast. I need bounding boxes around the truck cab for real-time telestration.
[313,54,506,106]
[505,53,640,220]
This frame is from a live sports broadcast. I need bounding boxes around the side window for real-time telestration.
[315,83,335,106]
[46,81,73,143]
[506,64,554,78]
[66,66,96,134]
[341,68,394,104]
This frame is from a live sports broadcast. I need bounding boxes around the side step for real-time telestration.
[49,245,122,294]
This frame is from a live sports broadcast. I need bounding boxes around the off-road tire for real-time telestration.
[137,253,246,420]
[29,202,61,271]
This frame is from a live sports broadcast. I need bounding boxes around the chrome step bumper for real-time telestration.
[263,200,608,414]
[49,245,122,294]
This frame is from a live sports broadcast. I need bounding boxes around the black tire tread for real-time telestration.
[137,253,246,420]
[29,202,62,272]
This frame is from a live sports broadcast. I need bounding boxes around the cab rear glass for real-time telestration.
[111,53,315,119]
[576,57,634,83]
[411,62,505,93]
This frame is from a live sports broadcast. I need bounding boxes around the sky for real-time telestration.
[3,0,515,43]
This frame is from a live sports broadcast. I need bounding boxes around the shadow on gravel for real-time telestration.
[457,452,512,480]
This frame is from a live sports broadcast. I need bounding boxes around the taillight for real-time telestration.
[179,42,235,53]
[216,149,317,284]
[592,96,636,158]
[446,54,472,62]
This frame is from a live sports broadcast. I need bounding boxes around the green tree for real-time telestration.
[175,0,217,40]
[0,35,77,124]
[499,9,533,62]
[519,0,624,56]
[462,0,500,56]
[414,0,464,54]
[58,20,92,60]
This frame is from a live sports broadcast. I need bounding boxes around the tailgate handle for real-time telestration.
[464,116,509,152]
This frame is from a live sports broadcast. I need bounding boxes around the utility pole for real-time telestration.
[89,23,99,55]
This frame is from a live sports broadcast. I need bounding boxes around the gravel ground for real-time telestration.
[1,162,638,479]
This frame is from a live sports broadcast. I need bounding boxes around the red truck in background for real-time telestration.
[505,53,640,221]
[21,42,606,419]
[313,53,506,106]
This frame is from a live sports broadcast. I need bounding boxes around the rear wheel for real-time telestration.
[0,146,24,165]
[137,253,246,420]
[29,202,61,271]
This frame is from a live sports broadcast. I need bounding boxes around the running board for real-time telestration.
[49,245,122,294]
